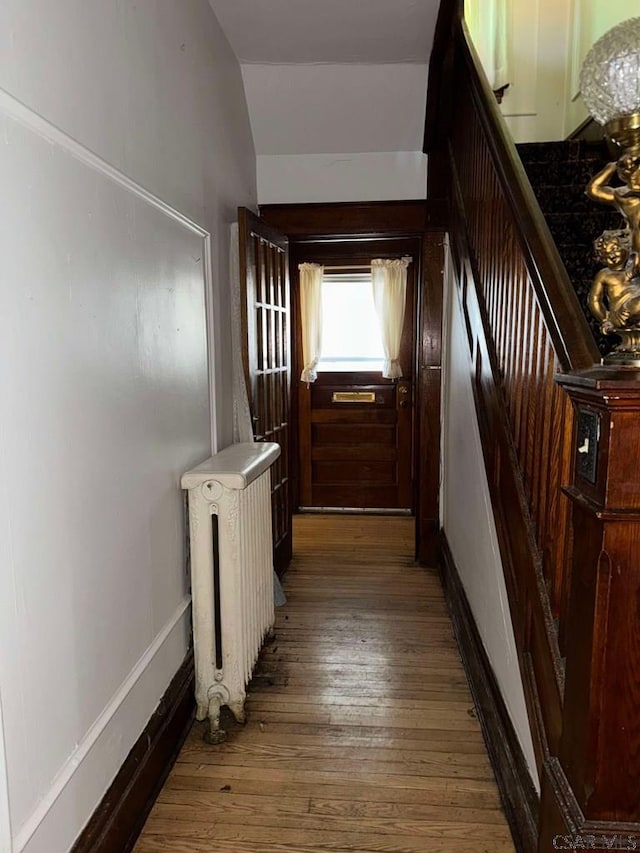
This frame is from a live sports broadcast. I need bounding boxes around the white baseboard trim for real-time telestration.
[13,597,191,853]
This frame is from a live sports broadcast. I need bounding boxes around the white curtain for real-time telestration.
[299,262,324,384]
[465,0,509,91]
[371,258,410,380]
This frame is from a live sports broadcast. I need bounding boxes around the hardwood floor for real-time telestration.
[134,514,515,852]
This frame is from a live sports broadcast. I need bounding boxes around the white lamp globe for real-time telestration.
[580,17,640,149]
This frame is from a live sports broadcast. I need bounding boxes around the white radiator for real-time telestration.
[181,441,280,743]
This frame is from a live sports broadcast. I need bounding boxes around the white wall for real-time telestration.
[242,62,429,204]
[242,63,428,156]
[564,0,632,135]
[496,0,573,143]
[0,2,256,851]
[475,0,635,143]
[257,152,428,204]
[441,245,539,785]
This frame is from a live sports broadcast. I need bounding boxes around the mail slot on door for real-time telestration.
[332,391,377,403]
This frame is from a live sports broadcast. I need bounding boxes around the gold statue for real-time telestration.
[587,151,640,276]
[588,230,640,364]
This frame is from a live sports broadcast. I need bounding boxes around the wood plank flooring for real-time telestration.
[135,514,515,853]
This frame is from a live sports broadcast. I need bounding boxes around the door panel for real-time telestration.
[238,207,292,573]
[301,372,413,509]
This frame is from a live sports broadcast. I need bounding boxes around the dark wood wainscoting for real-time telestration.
[425,0,640,845]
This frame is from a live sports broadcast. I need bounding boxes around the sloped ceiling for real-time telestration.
[208,0,439,158]
[208,0,438,64]
[240,63,429,155]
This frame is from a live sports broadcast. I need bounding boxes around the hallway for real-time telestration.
[134,515,515,852]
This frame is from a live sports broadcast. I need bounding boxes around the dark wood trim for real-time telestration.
[430,2,640,842]
[447,158,567,773]
[260,201,445,238]
[542,374,640,830]
[540,758,640,849]
[291,237,422,264]
[274,533,293,577]
[566,115,604,143]
[416,232,445,564]
[439,533,539,853]
[423,0,463,156]
[72,653,195,853]
[289,237,421,513]
[238,207,294,576]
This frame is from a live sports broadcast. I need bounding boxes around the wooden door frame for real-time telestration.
[291,237,420,512]
[260,201,445,565]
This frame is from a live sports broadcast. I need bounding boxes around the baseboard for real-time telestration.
[439,532,539,853]
[71,652,194,853]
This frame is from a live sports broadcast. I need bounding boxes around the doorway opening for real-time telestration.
[293,240,417,514]
[241,201,444,571]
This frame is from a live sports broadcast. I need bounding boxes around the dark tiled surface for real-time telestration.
[545,211,625,248]
[517,140,622,356]
[530,185,598,216]
[518,158,606,191]
[517,139,608,164]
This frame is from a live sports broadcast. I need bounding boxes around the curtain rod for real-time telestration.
[323,264,371,271]
[323,257,412,272]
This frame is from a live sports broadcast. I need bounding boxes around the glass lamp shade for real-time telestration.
[580,16,640,141]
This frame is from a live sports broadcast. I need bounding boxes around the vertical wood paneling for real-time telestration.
[449,72,578,691]
[426,12,640,843]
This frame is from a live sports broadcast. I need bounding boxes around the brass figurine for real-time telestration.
[588,230,640,365]
[587,151,640,267]
[587,149,640,365]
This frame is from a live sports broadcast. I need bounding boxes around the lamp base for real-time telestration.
[603,329,640,367]
[605,114,640,156]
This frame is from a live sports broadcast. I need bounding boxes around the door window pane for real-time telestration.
[318,275,384,372]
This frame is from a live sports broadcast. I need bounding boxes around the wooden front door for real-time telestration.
[238,207,292,572]
[296,245,416,511]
